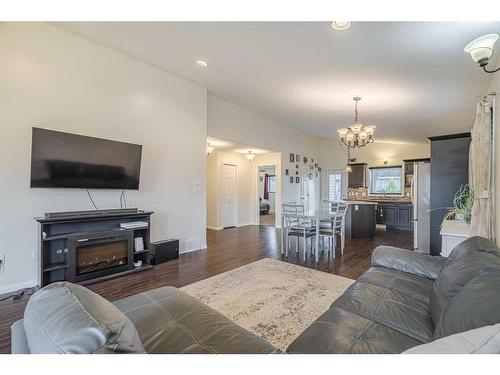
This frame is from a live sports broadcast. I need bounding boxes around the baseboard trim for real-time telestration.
[236,222,256,227]
[0,279,38,295]
[206,226,223,231]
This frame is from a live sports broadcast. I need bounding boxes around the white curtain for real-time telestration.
[469,99,495,240]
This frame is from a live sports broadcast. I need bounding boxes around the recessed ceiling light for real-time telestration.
[196,60,208,67]
[330,21,351,31]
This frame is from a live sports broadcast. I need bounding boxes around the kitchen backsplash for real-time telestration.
[347,187,412,201]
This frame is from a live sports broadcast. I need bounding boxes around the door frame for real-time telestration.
[255,163,278,227]
[221,162,238,229]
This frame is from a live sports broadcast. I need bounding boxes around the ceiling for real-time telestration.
[207,136,273,155]
[55,22,500,143]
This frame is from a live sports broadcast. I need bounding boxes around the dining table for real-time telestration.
[280,208,346,263]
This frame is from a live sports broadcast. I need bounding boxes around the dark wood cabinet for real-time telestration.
[403,158,430,188]
[348,163,367,188]
[376,202,413,231]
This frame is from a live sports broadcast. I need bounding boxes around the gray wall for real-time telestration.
[429,135,471,255]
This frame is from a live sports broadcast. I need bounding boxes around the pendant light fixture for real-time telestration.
[337,97,376,172]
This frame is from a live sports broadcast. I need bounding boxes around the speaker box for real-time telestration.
[151,239,179,265]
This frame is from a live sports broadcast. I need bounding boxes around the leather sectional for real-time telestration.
[11,236,500,354]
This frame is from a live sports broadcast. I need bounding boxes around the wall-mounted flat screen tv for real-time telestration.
[30,128,142,189]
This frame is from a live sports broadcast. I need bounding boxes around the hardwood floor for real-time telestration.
[0,225,412,354]
[259,213,275,226]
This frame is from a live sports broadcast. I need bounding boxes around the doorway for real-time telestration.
[222,163,237,228]
[325,169,347,201]
[257,165,276,227]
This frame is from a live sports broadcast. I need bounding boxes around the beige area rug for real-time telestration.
[181,258,354,351]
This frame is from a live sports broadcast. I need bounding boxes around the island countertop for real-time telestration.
[342,200,378,205]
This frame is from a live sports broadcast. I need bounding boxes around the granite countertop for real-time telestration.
[342,200,378,205]
[346,197,412,204]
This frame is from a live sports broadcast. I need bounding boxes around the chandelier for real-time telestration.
[337,97,376,149]
[337,97,376,172]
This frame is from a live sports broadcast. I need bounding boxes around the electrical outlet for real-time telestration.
[32,249,38,260]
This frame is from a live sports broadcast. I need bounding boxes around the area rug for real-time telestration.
[181,258,354,351]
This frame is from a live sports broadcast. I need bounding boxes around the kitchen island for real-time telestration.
[343,200,378,238]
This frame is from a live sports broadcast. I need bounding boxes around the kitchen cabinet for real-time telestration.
[348,163,367,188]
[376,202,413,231]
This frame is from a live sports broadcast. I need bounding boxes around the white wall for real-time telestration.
[207,95,321,225]
[320,138,430,170]
[205,150,254,229]
[0,23,207,293]
[206,152,218,229]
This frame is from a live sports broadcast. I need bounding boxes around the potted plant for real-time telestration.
[442,184,474,224]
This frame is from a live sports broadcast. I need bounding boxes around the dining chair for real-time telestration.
[318,202,348,259]
[282,203,315,261]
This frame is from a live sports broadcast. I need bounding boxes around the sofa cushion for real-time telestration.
[434,270,500,339]
[113,286,279,354]
[430,237,500,327]
[287,267,434,354]
[371,246,445,280]
[23,282,145,354]
[333,280,434,343]
[287,305,422,354]
[357,267,434,305]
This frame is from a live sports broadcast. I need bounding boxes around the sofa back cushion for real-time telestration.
[434,270,500,339]
[23,282,145,354]
[430,236,500,327]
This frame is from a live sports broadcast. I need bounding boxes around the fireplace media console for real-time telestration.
[35,209,154,287]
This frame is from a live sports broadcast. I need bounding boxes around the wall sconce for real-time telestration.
[206,142,215,154]
[245,150,255,162]
[383,158,389,165]
[464,34,500,73]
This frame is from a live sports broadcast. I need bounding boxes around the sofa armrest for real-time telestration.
[11,319,30,354]
[371,246,446,280]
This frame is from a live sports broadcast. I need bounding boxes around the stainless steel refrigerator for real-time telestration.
[411,161,431,253]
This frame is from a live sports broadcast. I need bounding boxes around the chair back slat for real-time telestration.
[282,203,311,229]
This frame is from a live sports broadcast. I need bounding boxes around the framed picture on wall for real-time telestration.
[296,154,300,162]
[296,177,300,183]
[296,171,299,175]
[289,153,295,162]
[290,176,294,183]
[295,164,299,169]
[285,169,289,175]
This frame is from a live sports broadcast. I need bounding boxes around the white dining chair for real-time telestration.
[318,202,348,259]
[282,203,315,261]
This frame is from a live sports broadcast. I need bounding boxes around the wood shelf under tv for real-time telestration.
[35,209,154,288]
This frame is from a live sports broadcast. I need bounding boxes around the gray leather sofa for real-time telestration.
[11,283,279,354]
[11,236,500,354]
[287,236,500,353]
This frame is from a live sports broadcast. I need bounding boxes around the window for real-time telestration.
[267,175,276,193]
[326,170,344,201]
[369,166,402,195]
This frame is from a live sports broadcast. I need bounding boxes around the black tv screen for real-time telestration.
[30,128,142,189]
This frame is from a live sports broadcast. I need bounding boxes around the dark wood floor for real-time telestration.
[259,212,275,226]
[0,225,412,354]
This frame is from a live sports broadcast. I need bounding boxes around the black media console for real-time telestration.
[35,209,154,287]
